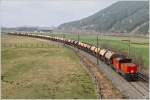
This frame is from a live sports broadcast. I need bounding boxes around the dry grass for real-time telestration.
[1,35,97,99]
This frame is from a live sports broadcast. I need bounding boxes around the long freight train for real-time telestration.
[8,32,139,81]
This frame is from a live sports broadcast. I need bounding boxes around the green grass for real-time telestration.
[1,35,97,99]
[50,34,149,69]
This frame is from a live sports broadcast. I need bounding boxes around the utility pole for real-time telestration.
[63,33,65,46]
[128,39,131,57]
[41,32,43,48]
[121,39,131,57]
[99,31,101,48]
[78,32,80,52]
[96,32,99,65]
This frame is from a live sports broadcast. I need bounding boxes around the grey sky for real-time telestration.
[1,0,146,27]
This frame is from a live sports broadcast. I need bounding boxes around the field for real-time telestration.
[50,33,149,70]
[1,35,97,99]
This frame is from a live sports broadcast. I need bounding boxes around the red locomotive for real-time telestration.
[112,56,138,80]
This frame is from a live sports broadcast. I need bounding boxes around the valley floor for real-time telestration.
[1,35,97,99]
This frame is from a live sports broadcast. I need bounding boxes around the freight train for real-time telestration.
[8,32,139,81]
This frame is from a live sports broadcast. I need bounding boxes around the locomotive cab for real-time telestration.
[121,63,138,81]
[112,57,131,72]
[112,57,138,81]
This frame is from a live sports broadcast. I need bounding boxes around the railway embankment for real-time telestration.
[79,54,123,99]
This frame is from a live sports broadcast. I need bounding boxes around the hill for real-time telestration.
[58,1,149,34]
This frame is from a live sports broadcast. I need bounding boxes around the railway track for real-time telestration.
[136,81,149,92]
[59,41,149,99]
[73,46,149,99]
[8,33,149,99]
[138,73,149,82]
[130,82,149,98]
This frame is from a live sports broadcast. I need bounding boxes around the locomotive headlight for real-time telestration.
[130,70,134,73]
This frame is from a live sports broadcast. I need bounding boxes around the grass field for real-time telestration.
[49,33,149,70]
[1,35,97,99]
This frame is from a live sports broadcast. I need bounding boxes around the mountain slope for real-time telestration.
[58,1,149,34]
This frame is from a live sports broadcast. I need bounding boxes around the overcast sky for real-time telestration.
[0,0,147,27]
